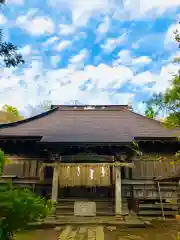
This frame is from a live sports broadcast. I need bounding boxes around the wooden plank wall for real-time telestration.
[3,155,180,181]
[132,159,180,180]
[3,155,44,178]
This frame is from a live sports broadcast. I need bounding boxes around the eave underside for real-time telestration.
[0,136,179,156]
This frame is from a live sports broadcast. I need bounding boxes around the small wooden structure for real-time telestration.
[155,172,180,219]
[0,105,179,218]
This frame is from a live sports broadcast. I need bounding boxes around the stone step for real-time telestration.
[57,201,114,206]
[138,210,176,216]
[54,210,114,216]
[56,204,114,210]
[45,216,125,223]
[58,198,114,202]
[139,203,178,209]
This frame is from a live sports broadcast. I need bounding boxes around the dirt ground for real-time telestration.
[15,221,180,240]
[15,229,59,240]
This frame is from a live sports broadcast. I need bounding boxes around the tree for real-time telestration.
[0,149,54,240]
[0,149,6,174]
[145,24,180,128]
[0,1,24,68]
[145,73,180,127]
[174,24,180,63]
[2,105,24,120]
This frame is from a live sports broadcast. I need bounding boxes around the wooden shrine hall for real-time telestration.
[0,105,180,218]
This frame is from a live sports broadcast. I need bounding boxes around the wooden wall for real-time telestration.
[132,159,180,180]
[3,155,44,178]
[3,155,180,181]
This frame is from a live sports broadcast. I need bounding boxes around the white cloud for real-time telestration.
[71,0,113,27]
[101,33,127,53]
[151,63,180,92]
[96,16,111,42]
[113,0,180,20]
[16,13,54,36]
[97,16,110,34]
[0,14,6,25]
[113,50,132,65]
[59,24,76,35]
[113,50,152,67]
[0,59,133,114]
[0,45,178,116]
[69,49,88,68]
[84,64,133,89]
[42,36,59,47]
[27,17,54,35]
[130,63,179,91]
[48,0,116,26]
[55,40,71,51]
[132,56,152,65]
[49,0,180,25]
[131,71,155,85]
[18,45,32,56]
[51,56,61,67]
[7,0,24,4]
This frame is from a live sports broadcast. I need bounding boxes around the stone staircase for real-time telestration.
[48,198,115,219]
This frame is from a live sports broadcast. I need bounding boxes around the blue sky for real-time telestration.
[0,0,180,117]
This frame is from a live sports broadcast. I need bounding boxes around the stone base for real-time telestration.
[74,201,96,216]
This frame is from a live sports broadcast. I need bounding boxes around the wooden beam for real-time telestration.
[51,164,59,202]
[115,166,122,216]
[40,162,134,168]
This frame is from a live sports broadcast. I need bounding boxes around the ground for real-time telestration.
[15,221,180,240]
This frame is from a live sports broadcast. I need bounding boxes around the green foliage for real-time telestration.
[145,73,180,128]
[173,26,180,63]
[0,149,7,175]
[145,23,180,128]
[132,141,143,157]
[2,105,24,119]
[0,186,55,240]
[145,106,157,119]
[0,149,55,240]
[0,41,25,68]
[0,1,24,68]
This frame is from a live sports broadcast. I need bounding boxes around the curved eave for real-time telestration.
[134,136,179,142]
[0,136,42,141]
[0,107,58,129]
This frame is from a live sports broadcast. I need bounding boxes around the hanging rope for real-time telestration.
[38,162,134,185]
[58,164,111,187]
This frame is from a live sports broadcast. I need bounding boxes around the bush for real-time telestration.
[0,150,55,239]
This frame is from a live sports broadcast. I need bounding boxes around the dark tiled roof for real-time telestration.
[0,105,179,143]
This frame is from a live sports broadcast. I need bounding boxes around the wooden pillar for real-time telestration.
[115,166,122,215]
[51,164,59,202]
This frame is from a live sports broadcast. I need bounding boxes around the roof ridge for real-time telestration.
[52,104,129,111]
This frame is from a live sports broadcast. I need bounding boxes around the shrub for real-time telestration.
[0,149,55,240]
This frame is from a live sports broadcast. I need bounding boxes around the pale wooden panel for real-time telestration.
[3,157,24,177]
[29,160,38,177]
[132,160,141,179]
[3,155,46,178]
[24,160,30,177]
[133,159,180,180]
